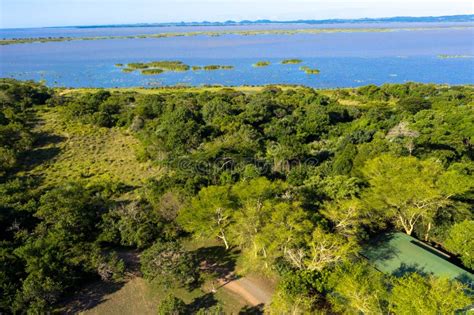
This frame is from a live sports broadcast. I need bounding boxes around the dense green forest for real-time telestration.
[1,79,473,314]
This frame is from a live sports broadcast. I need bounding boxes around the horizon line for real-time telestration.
[1,13,473,30]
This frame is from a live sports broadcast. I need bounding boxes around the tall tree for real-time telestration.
[389,273,472,314]
[178,185,234,249]
[362,155,472,236]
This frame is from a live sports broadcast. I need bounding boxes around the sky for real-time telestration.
[1,0,473,29]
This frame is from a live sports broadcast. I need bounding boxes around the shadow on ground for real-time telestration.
[60,281,126,314]
[239,304,265,314]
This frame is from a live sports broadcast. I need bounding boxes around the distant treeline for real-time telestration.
[72,14,474,28]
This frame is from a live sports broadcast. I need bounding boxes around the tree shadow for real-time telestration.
[186,292,218,313]
[392,263,428,277]
[360,233,400,263]
[239,304,265,315]
[455,273,474,290]
[193,245,240,279]
[21,147,61,170]
[34,132,66,147]
[59,280,125,314]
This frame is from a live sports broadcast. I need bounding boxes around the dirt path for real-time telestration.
[219,276,273,306]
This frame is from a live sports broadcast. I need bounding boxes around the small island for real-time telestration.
[203,65,234,71]
[141,69,165,75]
[118,61,234,75]
[253,61,271,67]
[282,59,303,64]
[300,66,321,74]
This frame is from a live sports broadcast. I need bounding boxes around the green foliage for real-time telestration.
[156,293,187,315]
[1,80,473,313]
[253,61,270,67]
[388,273,472,314]
[444,220,474,269]
[281,59,303,64]
[398,96,431,114]
[328,262,388,314]
[100,201,167,248]
[140,241,199,288]
[203,65,234,70]
[362,155,472,236]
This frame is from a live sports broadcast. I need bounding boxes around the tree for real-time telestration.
[398,96,431,114]
[328,262,388,314]
[140,241,198,288]
[269,269,329,314]
[389,273,472,314]
[285,228,359,271]
[157,293,187,315]
[362,155,472,236]
[444,220,474,269]
[178,185,234,249]
[255,202,313,270]
[230,178,285,251]
[321,198,372,237]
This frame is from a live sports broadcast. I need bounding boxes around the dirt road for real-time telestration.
[219,276,273,306]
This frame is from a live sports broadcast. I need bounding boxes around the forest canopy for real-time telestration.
[0,79,473,313]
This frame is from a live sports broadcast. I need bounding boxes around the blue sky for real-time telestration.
[1,0,473,28]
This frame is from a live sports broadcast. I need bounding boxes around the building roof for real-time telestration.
[362,232,474,288]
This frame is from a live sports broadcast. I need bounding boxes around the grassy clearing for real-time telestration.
[21,106,162,188]
[62,239,251,314]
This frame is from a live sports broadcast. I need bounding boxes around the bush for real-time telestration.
[140,241,199,288]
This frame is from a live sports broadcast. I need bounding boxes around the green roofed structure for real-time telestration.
[362,232,474,288]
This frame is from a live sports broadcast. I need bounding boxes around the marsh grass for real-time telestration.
[253,61,271,67]
[281,59,303,64]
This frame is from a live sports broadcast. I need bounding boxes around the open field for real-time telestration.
[19,106,162,188]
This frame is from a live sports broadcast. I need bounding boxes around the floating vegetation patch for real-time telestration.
[119,61,234,75]
[127,63,150,69]
[282,59,303,64]
[438,54,474,59]
[203,65,234,71]
[253,61,271,67]
[300,66,320,74]
[115,63,123,67]
[121,68,135,73]
[146,61,190,71]
[141,69,165,75]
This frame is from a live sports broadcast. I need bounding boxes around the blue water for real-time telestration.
[1,24,473,88]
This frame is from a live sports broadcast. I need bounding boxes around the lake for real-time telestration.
[1,23,473,88]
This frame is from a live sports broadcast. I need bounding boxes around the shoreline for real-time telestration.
[2,25,473,46]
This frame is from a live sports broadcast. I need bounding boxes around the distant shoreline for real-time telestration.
[4,14,473,30]
[2,25,473,46]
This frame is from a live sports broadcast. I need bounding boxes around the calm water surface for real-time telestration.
[1,24,473,88]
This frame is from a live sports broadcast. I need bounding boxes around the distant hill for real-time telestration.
[73,14,474,29]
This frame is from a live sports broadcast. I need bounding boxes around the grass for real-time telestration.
[141,69,164,75]
[282,59,303,64]
[300,66,320,74]
[20,106,162,188]
[253,61,271,67]
[61,238,250,314]
[57,85,312,97]
[203,65,234,71]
